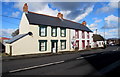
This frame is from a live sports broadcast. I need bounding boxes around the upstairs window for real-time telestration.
[60,28,66,37]
[82,31,85,39]
[75,30,79,39]
[51,27,57,37]
[39,25,47,37]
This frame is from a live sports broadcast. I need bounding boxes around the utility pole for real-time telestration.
[96,29,97,34]
[104,20,107,48]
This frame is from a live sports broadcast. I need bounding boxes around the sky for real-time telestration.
[0,0,120,39]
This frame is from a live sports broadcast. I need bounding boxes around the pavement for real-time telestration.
[2,47,106,61]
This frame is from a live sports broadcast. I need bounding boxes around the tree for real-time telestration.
[11,29,19,37]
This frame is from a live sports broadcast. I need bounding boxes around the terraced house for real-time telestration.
[5,3,93,56]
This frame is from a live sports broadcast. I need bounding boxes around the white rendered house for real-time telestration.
[5,3,93,56]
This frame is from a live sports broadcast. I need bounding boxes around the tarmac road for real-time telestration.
[2,46,120,76]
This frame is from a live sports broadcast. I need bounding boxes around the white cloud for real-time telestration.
[87,18,102,31]
[27,4,71,19]
[73,5,94,22]
[103,15,119,29]
[0,29,16,38]
[94,19,102,23]
[36,5,58,17]
[96,1,119,14]
[97,31,116,39]
[96,28,119,39]
[99,6,113,13]
[86,24,97,31]
[90,27,97,31]
[14,2,48,12]
[108,2,119,8]
[104,14,119,22]
[11,11,20,17]
[3,0,11,2]
[108,29,118,32]
[14,2,94,22]
[13,2,71,18]
[89,23,97,27]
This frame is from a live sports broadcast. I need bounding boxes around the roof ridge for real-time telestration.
[28,11,57,18]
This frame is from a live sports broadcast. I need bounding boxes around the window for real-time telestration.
[39,40,47,51]
[75,30,79,38]
[82,31,85,39]
[87,32,89,39]
[60,40,66,50]
[87,40,89,46]
[51,27,57,37]
[60,28,66,37]
[39,25,47,37]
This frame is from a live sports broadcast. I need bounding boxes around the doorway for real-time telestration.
[82,40,85,49]
[51,40,58,53]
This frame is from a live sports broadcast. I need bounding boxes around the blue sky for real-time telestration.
[1,1,120,39]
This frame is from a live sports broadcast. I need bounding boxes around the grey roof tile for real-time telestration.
[93,34,105,41]
[6,34,28,44]
[26,12,92,32]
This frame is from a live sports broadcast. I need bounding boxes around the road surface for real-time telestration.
[2,46,120,76]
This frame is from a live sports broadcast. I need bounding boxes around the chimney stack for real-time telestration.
[82,21,86,26]
[23,3,28,13]
[57,12,63,19]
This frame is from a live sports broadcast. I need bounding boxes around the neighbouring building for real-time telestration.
[0,37,10,45]
[107,38,120,45]
[92,34,105,48]
[5,3,93,56]
[0,37,10,53]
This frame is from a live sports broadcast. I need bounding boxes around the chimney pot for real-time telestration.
[23,3,28,13]
[57,12,63,19]
[82,21,86,26]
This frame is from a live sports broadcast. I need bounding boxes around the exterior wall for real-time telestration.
[79,31,82,50]
[89,32,94,48]
[70,29,75,51]
[19,13,30,34]
[5,44,10,54]
[6,35,42,56]
[92,41,104,48]
[70,29,94,51]
[96,41,104,47]
[6,13,94,55]
[6,25,70,55]
[6,13,70,55]
[29,24,70,52]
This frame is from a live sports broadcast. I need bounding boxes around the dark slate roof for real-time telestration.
[93,34,105,41]
[26,11,92,32]
[6,34,28,44]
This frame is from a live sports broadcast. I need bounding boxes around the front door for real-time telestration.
[82,40,85,49]
[51,40,58,53]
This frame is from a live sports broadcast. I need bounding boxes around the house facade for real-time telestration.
[70,29,93,50]
[5,3,93,56]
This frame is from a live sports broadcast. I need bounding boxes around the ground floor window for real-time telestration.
[60,40,66,50]
[39,40,47,51]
